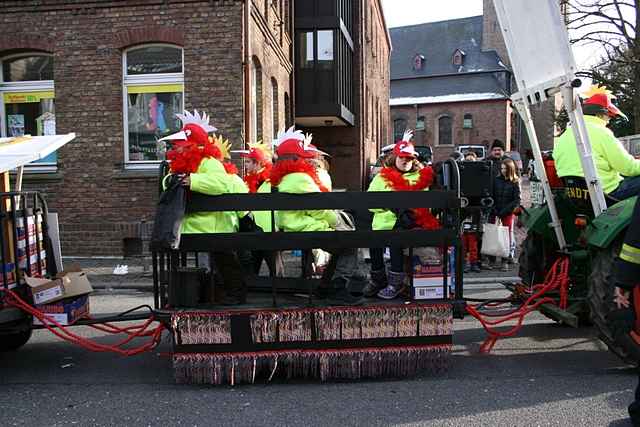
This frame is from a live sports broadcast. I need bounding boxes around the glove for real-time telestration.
[393,209,417,230]
[238,213,262,233]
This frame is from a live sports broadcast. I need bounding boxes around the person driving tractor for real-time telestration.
[554,85,639,201]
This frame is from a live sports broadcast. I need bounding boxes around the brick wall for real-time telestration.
[0,0,249,256]
[391,99,512,162]
[250,0,293,143]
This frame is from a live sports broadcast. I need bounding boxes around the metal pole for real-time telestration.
[513,98,567,250]
[561,86,607,216]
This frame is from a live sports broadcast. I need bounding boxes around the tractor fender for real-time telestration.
[520,205,551,236]
[587,196,637,249]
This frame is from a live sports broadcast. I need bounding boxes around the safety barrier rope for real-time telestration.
[465,256,570,353]
[0,287,165,356]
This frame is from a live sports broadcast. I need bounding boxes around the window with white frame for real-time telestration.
[123,44,184,166]
[0,53,56,171]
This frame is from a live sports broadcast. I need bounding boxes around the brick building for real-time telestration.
[389,0,558,162]
[294,0,390,190]
[389,15,512,162]
[0,0,389,256]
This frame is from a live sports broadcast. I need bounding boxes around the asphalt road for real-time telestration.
[1,288,637,427]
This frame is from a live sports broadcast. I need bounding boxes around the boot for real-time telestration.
[362,268,387,297]
[471,263,481,273]
[327,278,363,306]
[377,271,405,300]
[480,256,493,270]
[464,262,471,273]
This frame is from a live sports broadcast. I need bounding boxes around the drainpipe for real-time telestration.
[243,0,252,147]
[289,0,295,128]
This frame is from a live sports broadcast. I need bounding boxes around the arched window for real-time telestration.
[271,78,279,139]
[1,52,56,170]
[251,57,263,143]
[437,115,453,146]
[123,44,184,166]
[393,118,407,142]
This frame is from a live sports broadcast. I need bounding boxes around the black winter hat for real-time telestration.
[491,139,505,150]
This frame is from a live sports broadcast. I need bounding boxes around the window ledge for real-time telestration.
[9,166,64,182]
[114,168,160,180]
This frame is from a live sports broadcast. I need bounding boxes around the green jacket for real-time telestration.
[254,180,277,232]
[554,115,640,194]
[276,172,337,232]
[367,169,426,231]
[165,157,249,234]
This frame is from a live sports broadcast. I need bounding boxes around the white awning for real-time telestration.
[0,133,75,173]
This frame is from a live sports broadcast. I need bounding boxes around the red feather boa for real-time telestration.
[167,140,221,174]
[270,159,329,193]
[223,162,238,175]
[244,163,273,193]
[380,166,440,230]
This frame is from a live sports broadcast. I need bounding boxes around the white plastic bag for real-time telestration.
[481,220,510,258]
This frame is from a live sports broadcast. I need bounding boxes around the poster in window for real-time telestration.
[8,114,25,137]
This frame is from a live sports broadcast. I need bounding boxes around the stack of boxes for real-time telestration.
[16,214,46,277]
[411,247,456,300]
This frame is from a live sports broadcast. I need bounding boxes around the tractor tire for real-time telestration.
[587,238,635,364]
[0,328,32,352]
[518,233,548,286]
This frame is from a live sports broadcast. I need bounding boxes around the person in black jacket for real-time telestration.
[610,198,640,426]
[490,158,521,271]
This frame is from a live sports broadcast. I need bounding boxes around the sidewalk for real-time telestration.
[67,252,521,290]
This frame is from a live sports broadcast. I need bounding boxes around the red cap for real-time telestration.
[276,138,316,158]
[240,148,267,163]
[584,93,625,118]
[393,141,418,158]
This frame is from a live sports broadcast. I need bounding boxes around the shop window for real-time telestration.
[416,115,426,130]
[123,44,184,166]
[437,115,453,146]
[393,118,407,142]
[0,53,56,171]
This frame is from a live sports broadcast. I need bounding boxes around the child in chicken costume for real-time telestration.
[160,110,250,305]
[366,130,439,299]
[235,141,284,277]
[271,126,363,305]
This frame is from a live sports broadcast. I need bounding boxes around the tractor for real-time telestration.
[520,161,636,361]
[492,0,638,362]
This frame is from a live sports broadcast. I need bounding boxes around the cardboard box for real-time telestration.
[411,247,457,300]
[33,294,90,326]
[412,285,445,300]
[25,265,93,305]
[0,263,17,289]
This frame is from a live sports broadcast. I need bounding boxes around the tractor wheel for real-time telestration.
[0,328,32,352]
[587,238,635,364]
[518,233,548,286]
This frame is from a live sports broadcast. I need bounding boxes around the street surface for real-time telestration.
[1,286,636,426]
